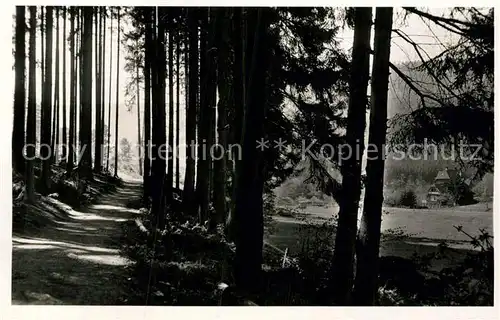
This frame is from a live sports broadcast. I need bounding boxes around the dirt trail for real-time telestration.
[12,179,142,305]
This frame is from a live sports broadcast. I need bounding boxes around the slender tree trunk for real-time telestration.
[78,8,83,155]
[143,7,152,202]
[211,8,230,230]
[106,9,113,171]
[67,7,76,175]
[94,6,102,172]
[52,6,60,163]
[114,7,120,177]
[25,6,37,202]
[150,8,159,204]
[183,24,189,186]
[196,10,207,219]
[329,7,372,305]
[100,7,106,168]
[40,6,54,193]
[93,7,98,164]
[195,9,215,224]
[75,9,81,150]
[175,28,180,191]
[79,6,93,180]
[136,47,142,176]
[182,8,198,212]
[62,6,67,160]
[78,10,84,151]
[40,6,45,142]
[75,8,81,163]
[166,25,174,193]
[353,7,393,306]
[207,9,217,219]
[233,8,270,293]
[151,7,167,229]
[13,6,26,174]
[226,7,245,239]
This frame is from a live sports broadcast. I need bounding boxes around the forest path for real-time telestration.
[12,179,143,305]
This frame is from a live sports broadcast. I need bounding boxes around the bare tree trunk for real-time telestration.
[175,28,180,191]
[114,7,120,177]
[77,9,83,150]
[94,6,102,172]
[106,8,113,171]
[226,7,245,239]
[40,6,45,143]
[143,7,152,202]
[25,6,36,202]
[40,6,54,193]
[232,8,270,293]
[196,10,207,219]
[182,8,198,212]
[353,7,393,306]
[66,7,76,175]
[151,7,167,229]
[62,6,67,160]
[100,7,106,169]
[75,9,81,150]
[212,8,230,230]
[184,24,189,184]
[52,6,60,163]
[196,9,215,224]
[167,26,174,193]
[13,6,26,174]
[79,6,93,180]
[207,9,217,221]
[329,7,372,305]
[136,46,142,176]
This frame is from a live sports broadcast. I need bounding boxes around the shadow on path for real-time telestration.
[12,179,143,305]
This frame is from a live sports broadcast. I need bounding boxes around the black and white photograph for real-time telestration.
[4,4,496,311]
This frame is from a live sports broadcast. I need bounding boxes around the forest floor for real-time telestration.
[11,179,142,305]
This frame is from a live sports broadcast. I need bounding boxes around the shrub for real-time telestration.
[274,176,328,204]
[447,180,477,206]
[275,207,299,218]
[388,227,494,306]
[383,189,401,207]
[472,173,493,200]
[378,256,425,295]
[399,189,417,208]
[121,212,235,305]
[276,196,295,207]
[436,227,493,305]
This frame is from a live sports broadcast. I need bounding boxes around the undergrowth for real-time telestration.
[120,205,233,305]
[121,201,493,306]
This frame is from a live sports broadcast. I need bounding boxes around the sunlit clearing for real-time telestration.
[67,252,131,266]
[45,197,73,213]
[69,209,128,222]
[13,237,119,253]
[53,220,99,231]
[55,227,88,234]
[14,244,58,250]
[119,173,143,183]
[91,204,140,214]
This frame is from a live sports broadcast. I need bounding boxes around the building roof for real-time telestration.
[435,168,460,182]
[435,170,450,181]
